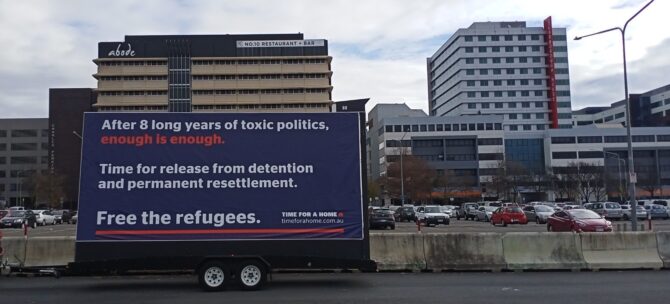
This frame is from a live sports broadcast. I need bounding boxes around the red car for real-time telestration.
[547,209,612,232]
[491,206,528,226]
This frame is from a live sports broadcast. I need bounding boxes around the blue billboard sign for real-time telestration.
[76,113,364,241]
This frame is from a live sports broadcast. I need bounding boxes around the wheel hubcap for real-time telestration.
[204,267,224,287]
[240,265,262,286]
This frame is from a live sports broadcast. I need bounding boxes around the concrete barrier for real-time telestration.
[502,232,586,271]
[23,237,75,267]
[581,232,663,270]
[1,237,27,266]
[656,232,670,269]
[423,233,505,271]
[370,233,426,271]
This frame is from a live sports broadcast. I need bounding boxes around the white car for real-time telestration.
[416,205,450,226]
[34,210,56,226]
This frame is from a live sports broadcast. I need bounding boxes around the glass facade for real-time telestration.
[505,138,545,173]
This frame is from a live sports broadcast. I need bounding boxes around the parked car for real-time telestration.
[584,202,623,220]
[369,209,396,230]
[475,206,498,222]
[52,210,72,224]
[416,205,450,226]
[457,203,479,220]
[440,205,456,218]
[621,205,647,220]
[0,210,37,228]
[522,205,555,224]
[69,211,78,224]
[34,210,56,226]
[394,206,416,222]
[547,209,612,232]
[644,205,670,219]
[491,206,528,226]
[0,209,8,220]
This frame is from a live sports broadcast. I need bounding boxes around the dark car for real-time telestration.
[0,210,38,228]
[52,210,72,224]
[0,210,8,220]
[394,206,416,222]
[457,203,479,220]
[547,209,612,233]
[369,209,396,230]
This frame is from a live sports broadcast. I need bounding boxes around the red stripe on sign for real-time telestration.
[95,228,345,236]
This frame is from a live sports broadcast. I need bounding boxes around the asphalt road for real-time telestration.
[2,271,669,304]
[2,218,670,237]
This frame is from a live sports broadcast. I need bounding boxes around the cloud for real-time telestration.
[0,0,668,117]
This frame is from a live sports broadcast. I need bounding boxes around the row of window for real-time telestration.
[463,67,569,76]
[383,123,503,133]
[465,90,570,98]
[462,34,567,42]
[98,61,167,66]
[191,73,327,80]
[552,135,663,144]
[464,56,569,64]
[193,103,328,110]
[97,106,168,111]
[463,45,567,53]
[192,88,328,95]
[99,76,168,81]
[508,124,547,131]
[99,91,168,96]
[0,129,48,138]
[191,59,327,65]
[649,98,670,108]
[0,156,44,165]
[0,143,48,151]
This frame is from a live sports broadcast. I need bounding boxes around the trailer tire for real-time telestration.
[237,260,267,291]
[198,261,228,291]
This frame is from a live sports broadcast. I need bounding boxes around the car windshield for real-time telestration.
[53,210,64,215]
[8,210,25,217]
[485,206,498,212]
[373,210,393,216]
[569,209,601,219]
[425,207,442,213]
[605,203,620,209]
[507,207,523,213]
[535,205,553,212]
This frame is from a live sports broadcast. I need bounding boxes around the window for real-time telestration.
[464,36,473,42]
[553,35,567,41]
[468,103,476,108]
[507,79,515,86]
[508,102,516,108]
[555,57,568,63]
[412,125,419,132]
[492,46,500,52]
[479,58,487,64]
[11,129,38,137]
[466,69,475,75]
[520,79,529,85]
[555,68,569,74]
[657,135,670,142]
[481,92,490,98]
[509,125,518,131]
[465,47,474,53]
[420,125,428,132]
[633,135,655,142]
[468,123,476,131]
[493,58,501,63]
[533,68,543,74]
[492,35,500,41]
[554,46,568,52]
[579,151,604,159]
[444,124,451,131]
[531,45,541,51]
[520,68,528,74]
[531,34,540,41]
[480,80,489,86]
[478,47,487,53]
[535,101,544,108]
[522,102,530,108]
[467,80,475,86]
[509,113,518,119]
[506,68,515,74]
[518,35,526,41]
[506,57,514,63]
[508,91,516,97]
[479,153,504,160]
[480,69,488,75]
[478,35,487,41]
[505,35,513,41]
[481,102,490,108]
[557,91,571,97]
[494,91,503,97]
[495,102,503,108]
[552,137,576,144]
[11,156,37,164]
[536,124,545,130]
[452,124,459,131]
[523,125,532,131]
[534,90,543,97]
[536,113,545,119]
[436,124,443,131]
[518,46,527,52]
[534,79,543,85]
[522,113,531,119]
[553,152,577,159]
[478,138,503,145]
[519,57,528,63]
[11,143,38,151]
[558,113,572,119]
[578,136,602,143]
[505,46,514,52]
[532,57,541,63]
[465,58,474,64]
[615,112,625,119]
[495,123,503,130]
[493,80,502,86]
[493,68,501,75]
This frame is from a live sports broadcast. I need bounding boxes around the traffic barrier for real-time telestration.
[580,232,663,270]
[656,232,670,269]
[1,237,26,266]
[423,233,505,271]
[502,232,586,270]
[369,233,426,271]
[23,237,75,267]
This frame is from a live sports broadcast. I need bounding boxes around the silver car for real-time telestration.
[475,206,498,222]
[585,202,623,220]
[523,205,555,224]
[621,205,647,220]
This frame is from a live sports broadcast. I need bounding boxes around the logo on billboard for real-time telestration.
[108,43,136,57]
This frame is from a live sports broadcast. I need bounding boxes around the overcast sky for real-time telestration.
[1,0,668,118]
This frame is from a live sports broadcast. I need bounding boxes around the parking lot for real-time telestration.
[2,218,670,237]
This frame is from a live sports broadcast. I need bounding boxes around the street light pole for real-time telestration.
[399,132,408,205]
[574,0,654,231]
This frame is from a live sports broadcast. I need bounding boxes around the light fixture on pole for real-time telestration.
[574,0,654,231]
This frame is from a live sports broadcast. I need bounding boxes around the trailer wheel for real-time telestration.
[237,260,267,290]
[198,261,228,291]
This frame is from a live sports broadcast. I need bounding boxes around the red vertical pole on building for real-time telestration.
[544,16,559,129]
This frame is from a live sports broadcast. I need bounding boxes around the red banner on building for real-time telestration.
[544,16,559,129]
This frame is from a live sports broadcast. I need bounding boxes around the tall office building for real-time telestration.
[94,34,333,112]
[427,17,573,131]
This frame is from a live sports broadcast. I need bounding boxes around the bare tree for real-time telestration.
[380,155,437,204]
[566,162,606,203]
[638,169,660,198]
[24,172,66,209]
